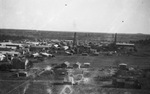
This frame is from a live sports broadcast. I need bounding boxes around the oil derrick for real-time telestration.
[73,32,77,48]
[73,32,78,54]
[110,33,117,51]
[114,33,117,45]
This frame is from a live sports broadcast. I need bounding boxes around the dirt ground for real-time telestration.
[1,54,150,94]
[34,55,150,69]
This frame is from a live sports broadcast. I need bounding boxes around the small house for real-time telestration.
[11,57,32,69]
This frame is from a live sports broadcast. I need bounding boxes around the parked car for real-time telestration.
[65,51,73,56]
[40,52,55,57]
[10,71,29,78]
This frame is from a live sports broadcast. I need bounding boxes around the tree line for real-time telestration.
[0,34,33,42]
[130,38,150,46]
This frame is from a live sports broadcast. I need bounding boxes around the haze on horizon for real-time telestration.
[0,0,150,34]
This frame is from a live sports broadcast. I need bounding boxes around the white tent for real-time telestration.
[0,54,5,61]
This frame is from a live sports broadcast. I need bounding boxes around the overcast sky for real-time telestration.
[0,0,150,34]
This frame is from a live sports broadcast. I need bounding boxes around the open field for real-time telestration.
[1,54,150,94]
[34,55,150,69]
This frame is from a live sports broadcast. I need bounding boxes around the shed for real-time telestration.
[11,57,32,69]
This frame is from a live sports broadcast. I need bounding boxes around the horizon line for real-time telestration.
[0,28,149,35]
